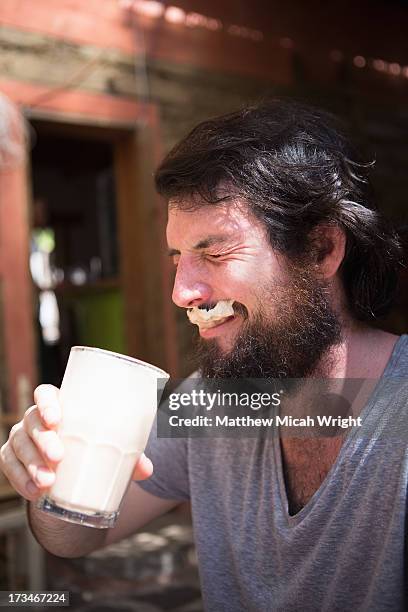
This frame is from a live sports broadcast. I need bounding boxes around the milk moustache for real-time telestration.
[187,300,235,330]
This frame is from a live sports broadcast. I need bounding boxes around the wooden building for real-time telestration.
[0,0,407,423]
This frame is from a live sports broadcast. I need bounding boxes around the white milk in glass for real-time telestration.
[37,347,169,528]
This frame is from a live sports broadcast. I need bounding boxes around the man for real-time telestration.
[1,100,407,611]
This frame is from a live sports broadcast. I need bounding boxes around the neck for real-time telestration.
[322,320,399,379]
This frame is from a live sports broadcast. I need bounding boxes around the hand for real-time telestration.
[0,384,153,501]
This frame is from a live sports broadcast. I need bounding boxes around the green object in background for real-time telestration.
[73,289,125,354]
[32,228,56,253]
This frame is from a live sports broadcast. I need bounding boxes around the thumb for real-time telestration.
[132,453,153,481]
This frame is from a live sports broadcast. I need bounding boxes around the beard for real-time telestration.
[192,269,342,379]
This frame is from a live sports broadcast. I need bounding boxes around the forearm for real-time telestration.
[27,502,108,558]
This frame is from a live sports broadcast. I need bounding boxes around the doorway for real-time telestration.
[29,122,124,386]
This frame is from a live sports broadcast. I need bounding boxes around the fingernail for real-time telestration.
[46,438,64,462]
[26,480,39,495]
[44,406,59,425]
[36,467,55,486]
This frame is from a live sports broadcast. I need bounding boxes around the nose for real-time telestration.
[172,257,212,309]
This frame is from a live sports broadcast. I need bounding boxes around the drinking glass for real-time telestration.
[37,346,169,528]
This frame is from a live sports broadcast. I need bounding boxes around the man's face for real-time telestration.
[166,200,342,378]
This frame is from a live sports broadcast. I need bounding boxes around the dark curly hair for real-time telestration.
[155,99,403,321]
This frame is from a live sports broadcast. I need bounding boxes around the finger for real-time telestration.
[33,384,61,428]
[0,443,41,500]
[11,427,56,488]
[132,453,153,481]
[23,407,64,463]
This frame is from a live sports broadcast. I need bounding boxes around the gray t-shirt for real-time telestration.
[139,335,408,611]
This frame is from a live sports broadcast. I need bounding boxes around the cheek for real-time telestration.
[222,259,260,286]
[223,260,271,300]
[215,264,254,306]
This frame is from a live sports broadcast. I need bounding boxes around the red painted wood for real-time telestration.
[0,0,292,83]
[0,80,180,379]
[0,79,142,123]
[1,0,408,83]
[0,0,138,54]
[0,105,36,415]
[141,17,291,82]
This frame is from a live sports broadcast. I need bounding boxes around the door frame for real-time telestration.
[0,81,179,417]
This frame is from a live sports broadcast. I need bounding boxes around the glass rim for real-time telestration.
[71,346,170,378]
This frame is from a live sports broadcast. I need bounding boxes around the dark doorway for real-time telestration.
[30,124,124,386]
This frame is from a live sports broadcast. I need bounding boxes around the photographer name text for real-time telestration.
[168,415,362,428]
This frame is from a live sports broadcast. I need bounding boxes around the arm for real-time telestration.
[27,483,180,558]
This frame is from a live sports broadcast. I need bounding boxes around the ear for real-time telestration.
[309,225,346,279]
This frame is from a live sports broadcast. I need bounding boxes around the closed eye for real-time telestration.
[206,253,226,260]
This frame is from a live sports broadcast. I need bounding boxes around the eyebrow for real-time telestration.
[167,234,230,257]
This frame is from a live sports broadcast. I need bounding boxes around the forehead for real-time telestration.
[166,199,265,247]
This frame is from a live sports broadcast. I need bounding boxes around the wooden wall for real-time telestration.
[0,0,407,381]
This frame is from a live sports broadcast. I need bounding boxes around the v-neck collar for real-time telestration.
[273,334,408,527]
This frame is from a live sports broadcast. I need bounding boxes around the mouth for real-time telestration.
[198,314,238,338]
[186,299,241,341]
[187,299,235,330]
[197,314,236,331]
